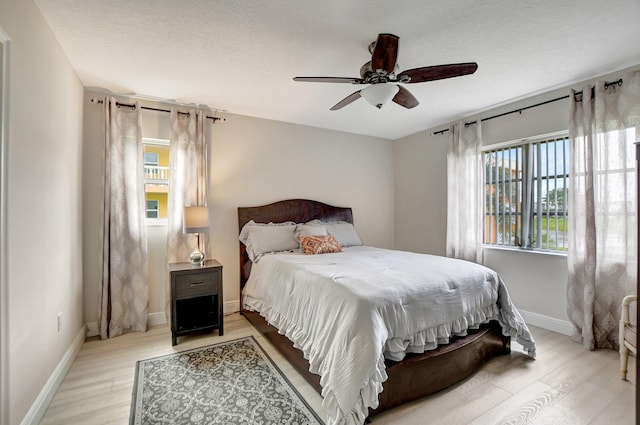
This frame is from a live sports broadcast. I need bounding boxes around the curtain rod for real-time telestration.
[431,78,623,136]
[91,98,226,123]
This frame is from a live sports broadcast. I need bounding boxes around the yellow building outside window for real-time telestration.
[143,138,170,219]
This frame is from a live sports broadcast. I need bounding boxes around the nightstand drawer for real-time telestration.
[175,272,217,298]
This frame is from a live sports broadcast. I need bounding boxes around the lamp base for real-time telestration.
[190,248,205,265]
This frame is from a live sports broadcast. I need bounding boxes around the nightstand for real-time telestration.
[169,260,223,346]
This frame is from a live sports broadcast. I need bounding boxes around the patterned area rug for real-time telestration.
[130,336,323,424]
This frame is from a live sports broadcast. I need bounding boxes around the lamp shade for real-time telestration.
[183,206,209,234]
[361,84,399,109]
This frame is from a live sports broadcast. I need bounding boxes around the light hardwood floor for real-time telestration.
[39,313,635,425]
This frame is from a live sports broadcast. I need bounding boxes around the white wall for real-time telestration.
[82,96,395,328]
[0,1,84,424]
[394,130,449,256]
[394,65,639,331]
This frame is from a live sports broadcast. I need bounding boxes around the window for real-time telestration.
[143,138,170,220]
[144,151,159,167]
[483,132,569,252]
[146,200,159,218]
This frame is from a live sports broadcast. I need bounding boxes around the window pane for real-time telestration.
[146,199,159,218]
[144,152,159,166]
[143,140,169,220]
[484,146,523,247]
[483,134,569,253]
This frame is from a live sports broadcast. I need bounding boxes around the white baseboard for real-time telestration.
[224,300,239,315]
[222,301,574,337]
[85,304,240,338]
[148,311,167,327]
[85,312,167,338]
[20,326,85,425]
[85,321,98,338]
[87,304,567,340]
[519,309,573,336]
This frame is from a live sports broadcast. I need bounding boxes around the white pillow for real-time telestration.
[239,220,298,262]
[295,222,328,239]
[324,221,363,247]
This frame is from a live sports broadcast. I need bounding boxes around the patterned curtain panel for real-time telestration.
[98,98,149,339]
[567,70,639,350]
[446,120,483,264]
[165,109,208,318]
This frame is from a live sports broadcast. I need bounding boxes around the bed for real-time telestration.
[238,199,535,425]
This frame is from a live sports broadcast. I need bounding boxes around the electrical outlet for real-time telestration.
[57,313,62,333]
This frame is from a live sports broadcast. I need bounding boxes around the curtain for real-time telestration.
[165,108,208,318]
[446,120,483,263]
[567,70,639,350]
[98,98,149,339]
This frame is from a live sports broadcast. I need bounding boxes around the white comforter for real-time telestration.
[242,246,536,425]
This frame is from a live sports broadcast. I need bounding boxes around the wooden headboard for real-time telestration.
[237,199,353,293]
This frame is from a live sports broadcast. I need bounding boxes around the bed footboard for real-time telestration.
[243,307,508,416]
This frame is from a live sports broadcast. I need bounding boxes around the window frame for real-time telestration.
[482,130,570,255]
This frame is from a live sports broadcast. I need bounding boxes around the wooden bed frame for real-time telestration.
[238,199,510,417]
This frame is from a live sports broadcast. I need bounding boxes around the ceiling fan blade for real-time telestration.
[293,77,363,84]
[392,86,419,109]
[397,62,478,83]
[330,90,362,111]
[371,33,399,74]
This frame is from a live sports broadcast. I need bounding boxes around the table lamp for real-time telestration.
[183,206,209,265]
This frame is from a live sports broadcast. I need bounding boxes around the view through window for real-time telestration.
[143,138,170,220]
[483,133,570,252]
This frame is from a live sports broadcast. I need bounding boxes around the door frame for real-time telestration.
[0,25,10,425]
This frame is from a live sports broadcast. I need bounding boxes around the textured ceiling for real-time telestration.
[34,0,640,139]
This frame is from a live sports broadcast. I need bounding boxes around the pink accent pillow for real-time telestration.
[299,235,343,255]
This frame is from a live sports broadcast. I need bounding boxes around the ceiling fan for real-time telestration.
[293,33,478,111]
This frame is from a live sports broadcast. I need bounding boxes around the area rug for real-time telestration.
[130,336,323,424]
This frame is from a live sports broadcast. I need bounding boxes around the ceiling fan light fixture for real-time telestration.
[293,34,478,111]
[361,84,399,109]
